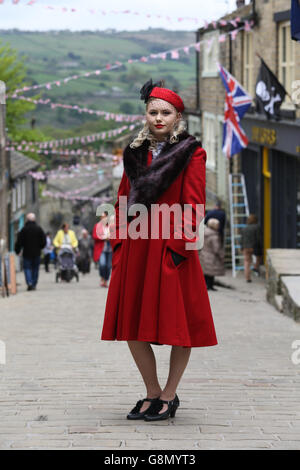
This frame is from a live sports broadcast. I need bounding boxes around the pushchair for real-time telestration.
[55,247,79,283]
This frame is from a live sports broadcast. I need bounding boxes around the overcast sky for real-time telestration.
[0,0,251,31]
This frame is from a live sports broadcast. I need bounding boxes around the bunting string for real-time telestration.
[2,1,246,30]
[28,161,118,180]
[7,122,141,150]
[9,96,144,122]
[41,189,112,203]
[9,23,253,97]
[7,146,124,160]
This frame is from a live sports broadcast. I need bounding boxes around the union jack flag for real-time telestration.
[218,63,252,159]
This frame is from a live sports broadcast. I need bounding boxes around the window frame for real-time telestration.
[243,30,254,97]
[202,112,217,171]
[278,20,295,109]
[201,30,220,78]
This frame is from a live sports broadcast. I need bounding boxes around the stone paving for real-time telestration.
[0,263,300,450]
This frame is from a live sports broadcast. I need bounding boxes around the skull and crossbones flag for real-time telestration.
[255,58,287,120]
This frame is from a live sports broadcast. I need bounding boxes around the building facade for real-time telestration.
[194,0,300,256]
[9,150,40,252]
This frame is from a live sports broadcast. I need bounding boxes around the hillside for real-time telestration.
[0,29,196,138]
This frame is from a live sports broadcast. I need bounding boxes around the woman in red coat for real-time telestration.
[101,79,217,421]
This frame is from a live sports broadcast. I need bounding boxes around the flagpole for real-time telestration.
[229,36,233,175]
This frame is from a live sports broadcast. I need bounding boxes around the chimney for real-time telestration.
[236,0,245,8]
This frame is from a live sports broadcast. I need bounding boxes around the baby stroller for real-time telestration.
[55,247,79,283]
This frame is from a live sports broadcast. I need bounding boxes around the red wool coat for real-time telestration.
[101,146,218,348]
[92,223,104,262]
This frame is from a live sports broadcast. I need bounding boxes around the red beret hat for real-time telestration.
[140,79,184,113]
[149,87,184,113]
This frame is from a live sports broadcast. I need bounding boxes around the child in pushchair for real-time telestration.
[55,247,79,283]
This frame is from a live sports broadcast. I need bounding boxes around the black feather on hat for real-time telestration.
[140,78,164,103]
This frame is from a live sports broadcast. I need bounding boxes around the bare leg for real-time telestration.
[159,346,192,413]
[127,341,162,412]
[243,248,253,281]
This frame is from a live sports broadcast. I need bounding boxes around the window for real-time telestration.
[203,113,217,170]
[12,186,16,213]
[202,31,219,77]
[21,178,26,207]
[31,178,36,203]
[278,21,295,108]
[17,180,22,209]
[187,115,201,141]
[243,31,254,96]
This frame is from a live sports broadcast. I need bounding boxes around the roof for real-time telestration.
[10,150,40,180]
[197,3,253,33]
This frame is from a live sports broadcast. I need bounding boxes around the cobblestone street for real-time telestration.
[0,265,300,450]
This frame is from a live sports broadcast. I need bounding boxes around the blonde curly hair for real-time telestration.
[130,98,187,151]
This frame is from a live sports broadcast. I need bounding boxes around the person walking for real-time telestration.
[15,213,46,291]
[43,232,53,273]
[101,79,217,421]
[94,212,113,288]
[77,229,93,274]
[53,223,78,253]
[199,218,225,291]
[241,214,263,282]
[205,200,226,243]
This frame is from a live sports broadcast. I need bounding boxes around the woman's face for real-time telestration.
[146,99,180,141]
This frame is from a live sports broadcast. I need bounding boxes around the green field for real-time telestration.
[0,29,196,138]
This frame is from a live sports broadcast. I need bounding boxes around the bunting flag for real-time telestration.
[255,58,287,120]
[291,0,300,41]
[41,189,112,203]
[9,123,139,149]
[28,161,116,180]
[9,95,144,122]
[7,123,141,155]
[0,2,245,30]
[218,63,252,158]
[9,24,251,98]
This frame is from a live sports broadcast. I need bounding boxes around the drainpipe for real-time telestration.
[196,29,200,110]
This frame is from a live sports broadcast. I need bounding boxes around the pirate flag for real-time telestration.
[255,58,287,120]
[291,0,300,41]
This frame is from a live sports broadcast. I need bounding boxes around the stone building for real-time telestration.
[190,0,300,258]
[9,150,40,252]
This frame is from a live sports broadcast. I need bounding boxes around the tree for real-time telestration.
[119,101,134,114]
[0,40,38,141]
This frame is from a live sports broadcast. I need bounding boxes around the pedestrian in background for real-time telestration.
[53,223,78,253]
[43,232,53,273]
[93,211,112,288]
[77,229,93,274]
[241,214,263,283]
[15,213,46,291]
[199,218,225,291]
[204,199,226,243]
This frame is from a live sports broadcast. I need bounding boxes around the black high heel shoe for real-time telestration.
[127,397,160,420]
[144,394,180,421]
